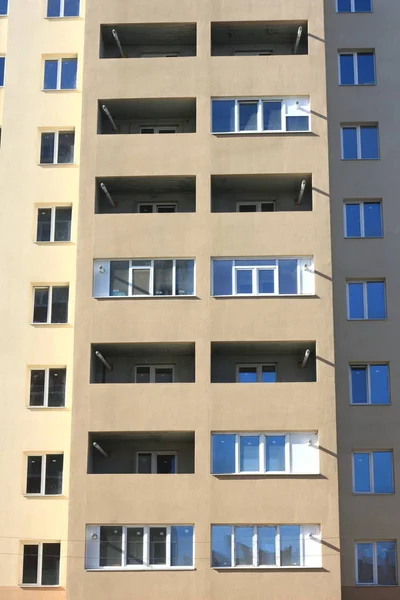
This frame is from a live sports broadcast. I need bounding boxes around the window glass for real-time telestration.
[45,454,63,495]
[261,203,275,212]
[154,260,173,296]
[40,133,55,164]
[51,286,69,323]
[41,543,60,585]
[139,204,154,213]
[212,260,233,296]
[48,368,66,407]
[262,101,282,130]
[100,527,123,567]
[373,452,393,493]
[47,0,61,17]
[157,454,176,473]
[110,261,130,296]
[261,365,277,383]
[357,543,374,583]
[64,0,80,16]
[154,367,173,383]
[126,527,144,565]
[37,209,52,242]
[135,366,151,383]
[149,527,167,565]
[342,127,358,160]
[235,527,253,565]
[238,204,257,212]
[30,370,45,406]
[0,56,4,87]
[377,541,397,585]
[235,259,276,267]
[240,436,260,472]
[364,202,382,237]
[61,58,77,89]
[212,100,235,133]
[278,259,298,294]
[348,282,364,319]
[211,525,232,567]
[236,269,253,294]
[280,525,301,566]
[22,545,39,584]
[258,527,276,566]
[340,54,355,84]
[212,433,235,474]
[137,453,152,473]
[0,0,8,16]
[345,204,361,237]
[131,266,150,296]
[370,364,389,405]
[350,366,367,404]
[353,453,370,492]
[33,288,49,323]
[171,526,193,567]
[286,116,309,131]
[44,60,58,90]
[366,281,385,319]
[266,436,286,471]
[175,260,194,295]
[258,269,274,293]
[354,0,372,11]
[360,126,379,159]
[26,456,42,494]
[54,207,72,241]
[157,204,176,213]
[238,366,257,383]
[57,131,75,163]
[337,0,352,11]
[357,53,375,84]
[239,102,258,131]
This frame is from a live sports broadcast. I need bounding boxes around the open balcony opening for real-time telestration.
[211,174,312,212]
[88,432,195,474]
[100,23,196,59]
[211,21,308,56]
[90,343,195,384]
[98,98,196,134]
[95,176,196,214]
[211,342,316,383]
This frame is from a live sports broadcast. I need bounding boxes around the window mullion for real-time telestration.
[300,526,305,567]
[128,261,133,297]
[235,434,239,473]
[260,435,265,473]
[234,101,239,133]
[61,0,65,17]
[122,527,127,567]
[356,126,361,159]
[253,526,258,566]
[38,544,43,585]
[285,434,291,473]
[274,265,279,295]
[370,452,374,493]
[353,54,358,85]
[166,527,171,567]
[50,208,56,242]
[172,260,176,296]
[253,267,257,296]
[41,454,46,495]
[281,101,286,132]
[232,266,236,296]
[231,526,235,567]
[150,260,154,296]
[143,527,149,567]
[373,542,378,584]
[360,202,365,237]
[44,369,50,407]
[48,286,53,323]
[57,59,62,90]
[363,282,368,319]
[54,133,59,164]
[276,526,281,567]
[367,365,372,404]
[151,453,156,474]
[258,100,262,132]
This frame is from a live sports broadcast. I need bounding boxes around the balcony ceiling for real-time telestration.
[98,176,195,194]
[211,174,312,195]
[211,21,307,46]
[102,23,196,46]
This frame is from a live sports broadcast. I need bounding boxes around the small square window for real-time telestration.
[40,131,75,165]
[341,125,379,160]
[339,52,375,85]
[347,280,386,320]
[344,201,382,238]
[44,58,77,90]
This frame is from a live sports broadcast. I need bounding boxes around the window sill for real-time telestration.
[34,241,73,245]
[42,88,79,93]
[213,566,322,571]
[86,567,195,572]
[213,294,317,299]
[353,492,394,496]
[45,16,81,20]
[347,318,387,322]
[213,472,321,477]
[342,158,380,161]
[38,163,78,168]
[211,130,312,136]
[95,295,199,301]
[31,322,71,328]
[344,236,383,239]
[27,405,67,410]
[339,83,376,87]
[356,584,398,587]
[24,494,66,499]
[349,403,391,407]
[20,585,61,588]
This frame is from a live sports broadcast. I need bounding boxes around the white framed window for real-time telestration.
[138,203,177,214]
[211,524,321,568]
[338,51,375,85]
[47,0,80,18]
[236,364,277,383]
[0,0,8,16]
[40,131,75,164]
[236,201,275,213]
[36,206,72,242]
[21,542,61,586]
[211,97,310,134]
[93,259,195,298]
[32,286,69,324]
[337,0,372,13]
[26,454,64,495]
[85,525,194,570]
[344,200,382,238]
[355,541,397,585]
[134,365,174,383]
[341,124,379,160]
[347,280,386,320]
[349,363,389,405]
[211,433,319,475]
[140,52,179,58]
[140,126,179,134]
[136,451,178,474]
[29,368,66,407]
[212,257,314,296]
[352,451,393,494]
[43,57,77,90]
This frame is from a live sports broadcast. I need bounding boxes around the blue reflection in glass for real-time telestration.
[353,453,371,492]
[236,270,253,294]
[61,58,77,89]
[278,260,298,294]
[0,0,8,15]
[258,527,276,565]
[350,366,367,404]
[212,434,235,474]
[266,436,286,471]
[239,103,258,131]
[171,526,193,566]
[366,281,385,319]
[235,260,275,266]
[261,365,277,383]
[376,541,397,585]
[370,364,389,405]
[44,60,58,90]
[235,527,253,565]
[360,126,379,159]
[340,54,355,84]
[345,204,361,237]
[263,102,282,130]
[238,367,258,383]
[0,57,5,87]
[357,543,374,583]
[342,127,358,159]
[47,0,61,17]
[240,436,260,472]
[258,270,274,293]
[373,452,393,493]
[212,260,233,296]
[354,0,372,11]
[286,116,309,131]
[364,202,382,237]
[64,0,80,16]
[337,0,352,11]
[212,100,235,133]
[348,282,364,318]
[211,526,232,567]
[358,53,375,84]
[280,526,301,566]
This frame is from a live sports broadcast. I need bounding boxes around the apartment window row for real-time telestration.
[339,51,375,85]
[337,0,372,12]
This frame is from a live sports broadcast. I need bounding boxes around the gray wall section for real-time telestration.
[325,1,400,591]
[97,192,196,214]
[102,44,196,59]
[212,191,312,212]
[211,352,316,383]
[92,353,195,383]
[101,118,196,134]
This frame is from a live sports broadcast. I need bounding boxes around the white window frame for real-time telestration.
[349,363,389,405]
[40,130,75,165]
[28,367,66,408]
[355,541,397,586]
[47,0,80,18]
[85,525,194,570]
[343,200,382,238]
[338,52,375,86]
[341,125,379,160]
[211,97,310,134]
[140,52,179,58]
[336,0,372,13]
[136,451,178,473]
[140,126,179,134]
[236,201,275,212]
[25,453,64,496]
[32,285,69,324]
[36,206,72,242]
[21,542,61,586]
[213,432,318,475]
[352,451,393,494]
[346,280,386,320]
[236,363,277,383]
[43,57,77,90]
[134,365,175,383]
[138,203,177,213]
[211,525,320,568]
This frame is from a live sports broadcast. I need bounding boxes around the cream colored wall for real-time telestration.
[0,0,83,596]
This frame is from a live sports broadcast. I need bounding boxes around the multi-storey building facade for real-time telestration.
[0,0,396,599]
